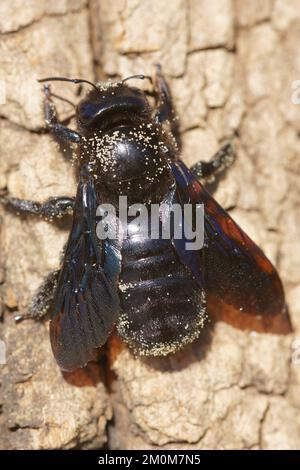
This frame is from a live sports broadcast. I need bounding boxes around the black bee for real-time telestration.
[2,65,292,371]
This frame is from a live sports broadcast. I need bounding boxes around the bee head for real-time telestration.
[76,78,152,132]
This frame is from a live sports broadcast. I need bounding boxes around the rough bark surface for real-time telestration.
[0,0,300,450]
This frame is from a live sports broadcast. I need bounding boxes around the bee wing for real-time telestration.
[170,160,292,334]
[50,176,121,371]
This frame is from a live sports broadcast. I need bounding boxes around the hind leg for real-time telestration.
[15,269,60,322]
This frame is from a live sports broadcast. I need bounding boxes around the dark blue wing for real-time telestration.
[170,159,291,334]
[50,175,121,371]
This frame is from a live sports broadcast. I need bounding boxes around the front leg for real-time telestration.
[42,84,82,144]
[1,196,74,220]
[190,142,235,180]
[153,64,181,150]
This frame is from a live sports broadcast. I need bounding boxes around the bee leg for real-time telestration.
[42,84,82,144]
[190,142,235,180]
[153,64,181,150]
[15,270,60,322]
[1,196,74,220]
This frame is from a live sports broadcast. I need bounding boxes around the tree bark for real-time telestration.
[1,0,300,450]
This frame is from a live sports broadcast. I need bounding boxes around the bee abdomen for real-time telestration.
[117,239,207,356]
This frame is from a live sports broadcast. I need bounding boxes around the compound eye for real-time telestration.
[77,101,100,124]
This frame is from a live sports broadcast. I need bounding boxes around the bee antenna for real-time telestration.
[38,77,99,92]
[122,74,153,85]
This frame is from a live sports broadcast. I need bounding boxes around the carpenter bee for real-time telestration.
[2,66,292,371]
